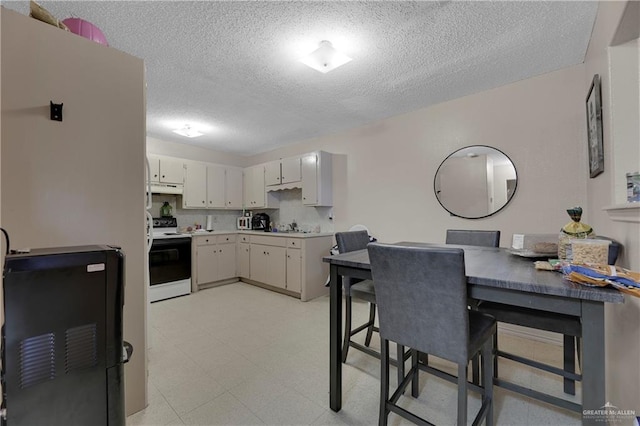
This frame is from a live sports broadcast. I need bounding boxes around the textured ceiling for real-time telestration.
[4,1,598,156]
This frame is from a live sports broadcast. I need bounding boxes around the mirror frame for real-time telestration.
[433,145,518,219]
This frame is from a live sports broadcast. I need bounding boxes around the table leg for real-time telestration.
[581,301,605,425]
[330,264,342,412]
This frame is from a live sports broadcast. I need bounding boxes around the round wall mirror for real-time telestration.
[434,145,517,219]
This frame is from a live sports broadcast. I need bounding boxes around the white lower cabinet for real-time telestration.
[193,234,237,287]
[193,232,331,301]
[286,246,302,293]
[250,242,286,289]
[237,239,250,279]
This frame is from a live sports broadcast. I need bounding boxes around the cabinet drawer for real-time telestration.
[251,235,287,247]
[217,234,236,244]
[238,235,251,243]
[286,238,303,249]
[195,236,216,246]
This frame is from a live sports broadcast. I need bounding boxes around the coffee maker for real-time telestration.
[251,213,270,231]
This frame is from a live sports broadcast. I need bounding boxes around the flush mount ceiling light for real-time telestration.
[300,40,352,74]
[172,125,203,138]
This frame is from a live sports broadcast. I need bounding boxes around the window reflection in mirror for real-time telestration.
[434,146,517,219]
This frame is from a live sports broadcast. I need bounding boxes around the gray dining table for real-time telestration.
[323,242,624,425]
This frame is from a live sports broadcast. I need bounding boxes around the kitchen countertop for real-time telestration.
[186,230,334,239]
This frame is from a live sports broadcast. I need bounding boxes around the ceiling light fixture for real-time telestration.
[300,40,352,74]
[172,125,203,138]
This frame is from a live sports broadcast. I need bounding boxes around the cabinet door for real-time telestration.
[196,244,218,285]
[250,244,267,283]
[266,246,286,289]
[264,161,281,186]
[245,166,265,208]
[237,243,250,279]
[301,154,318,205]
[160,158,184,184]
[225,167,243,209]
[286,248,302,293]
[217,242,236,280]
[281,157,301,184]
[184,162,207,208]
[207,165,226,208]
[148,156,160,182]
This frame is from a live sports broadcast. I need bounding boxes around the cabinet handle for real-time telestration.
[162,175,165,178]
[219,249,223,253]
[202,200,205,204]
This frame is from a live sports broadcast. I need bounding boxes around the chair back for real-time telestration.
[368,243,470,364]
[446,229,500,247]
[594,236,621,264]
[335,230,370,254]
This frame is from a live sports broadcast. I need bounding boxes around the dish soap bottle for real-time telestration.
[160,201,173,218]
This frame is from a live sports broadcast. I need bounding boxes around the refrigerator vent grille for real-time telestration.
[19,333,56,388]
[65,323,98,373]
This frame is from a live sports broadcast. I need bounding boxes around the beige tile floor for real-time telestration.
[127,282,581,425]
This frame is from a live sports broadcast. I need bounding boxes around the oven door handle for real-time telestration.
[151,237,191,248]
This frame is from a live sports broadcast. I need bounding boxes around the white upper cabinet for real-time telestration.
[281,157,302,184]
[225,167,244,209]
[184,162,208,208]
[206,164,226,208]
[265,157,301,186]
[244,165,265,208]
[264,161,281,186]
[184,162,244,210]
[302,151,332,206]
[149,155,184,184]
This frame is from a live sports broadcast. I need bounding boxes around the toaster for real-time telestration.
[237,215,252,230]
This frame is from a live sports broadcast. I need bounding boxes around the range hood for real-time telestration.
[150,182,183,194]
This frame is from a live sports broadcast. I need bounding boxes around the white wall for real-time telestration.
[147,136,248,167]
[250,64,588,246]
[583,0,640,413]
[1,8,147,415]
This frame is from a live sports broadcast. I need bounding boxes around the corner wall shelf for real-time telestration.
[602,204,640,223]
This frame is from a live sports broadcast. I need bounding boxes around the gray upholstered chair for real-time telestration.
[446,229,501,247]
[368,243,495,426]
[445,229,500,384]
[478,237,621,398]
[335,230,377,362]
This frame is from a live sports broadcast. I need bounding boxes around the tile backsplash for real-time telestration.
[150,189,333,233]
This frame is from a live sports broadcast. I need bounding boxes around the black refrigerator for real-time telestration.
[1,245,129,426]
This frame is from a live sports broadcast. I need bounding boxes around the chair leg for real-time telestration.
[365,302,376,347]
[457,364,468,426]
[471,354,480,385]
[342,294,352,363]
[482,338,494,426]
[563,335,576,395]
[493,332,498,379]
[411,349,419,398]
[397,344,405,391]
[380,339,390,426]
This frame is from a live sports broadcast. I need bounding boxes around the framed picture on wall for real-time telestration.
[586,74,604,178]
